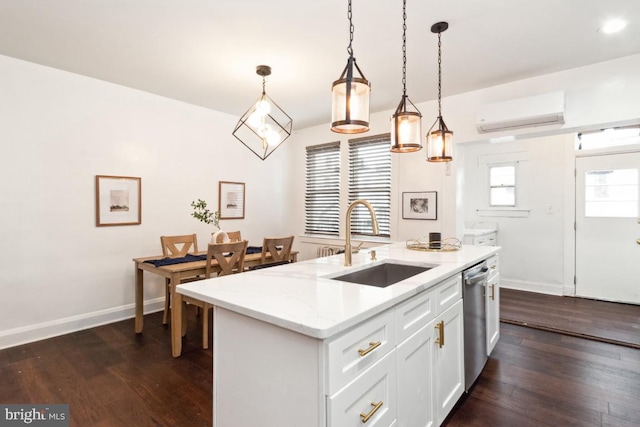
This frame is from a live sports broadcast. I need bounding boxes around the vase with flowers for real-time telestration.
[190,199,229,243]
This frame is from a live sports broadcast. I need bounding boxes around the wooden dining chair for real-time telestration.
[212,230,242,243]
[260,236,294,265]
[181,240,248,349]
[160,234,200,325]
[226,231,242,242]
[161,234,199,258]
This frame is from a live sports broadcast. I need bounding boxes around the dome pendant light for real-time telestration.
[331,0,371,134]
[427,22,453,162]
[232,65,293,161]
[390,0,422,153]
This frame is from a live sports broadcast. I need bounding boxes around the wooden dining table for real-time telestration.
[133,250,298,357]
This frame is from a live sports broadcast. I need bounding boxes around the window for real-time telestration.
[305,142,340,235]
[348,135,391,237]
[577,126,640,151]
[584,169,638,218]
[489,164,516,207]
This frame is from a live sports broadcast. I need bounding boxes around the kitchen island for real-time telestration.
[178,242,500,427]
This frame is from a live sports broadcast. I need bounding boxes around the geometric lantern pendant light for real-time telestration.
[232,65,293,161]
[426,21,453,162]
[331,0,371,134]
[390,0,423,153]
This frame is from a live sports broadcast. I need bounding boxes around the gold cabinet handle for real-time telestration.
[434,320,445,348]
[491,283,495,300]
[360,401,383,423]
[358,341,381,357]
[637,238,640,245]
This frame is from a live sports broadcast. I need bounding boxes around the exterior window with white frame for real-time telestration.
[348,135,392,237]
[305,142,341,236]
[489,164,516,207]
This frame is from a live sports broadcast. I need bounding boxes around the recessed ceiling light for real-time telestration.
[601,18,627,34]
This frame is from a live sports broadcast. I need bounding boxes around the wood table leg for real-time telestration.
[135,265,144,333]
[170,273,183,358]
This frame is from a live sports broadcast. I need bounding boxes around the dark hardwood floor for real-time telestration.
[2,296,640,426]
[501,288,640,349]
[443,322,640,427]
[0,308,213,427]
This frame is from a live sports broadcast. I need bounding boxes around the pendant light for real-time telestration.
[390,0,422,153]
[426,22,453,162]
[331,0,371,134]
[232,65,293,161]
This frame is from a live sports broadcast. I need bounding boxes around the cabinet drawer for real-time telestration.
[434,274,462,316]
[327,350,397,427]
[395,288,435,344]
[476,232,497,246]
[487,255,499,280]
[325,309,396,395]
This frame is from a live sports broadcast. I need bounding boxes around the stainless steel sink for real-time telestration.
[330,261,433,288]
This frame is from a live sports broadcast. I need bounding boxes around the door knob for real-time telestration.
[637,238,640,245]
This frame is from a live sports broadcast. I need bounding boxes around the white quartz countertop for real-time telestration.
[177,242,500,340]
[463,228,497,236]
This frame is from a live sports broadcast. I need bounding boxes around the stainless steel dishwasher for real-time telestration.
[462,260,490,392]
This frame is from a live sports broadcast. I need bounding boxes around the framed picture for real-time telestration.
[96,175,141,226]
[402,191,437,220]
[219,181,245,219]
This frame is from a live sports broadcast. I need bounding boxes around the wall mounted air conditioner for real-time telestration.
[476,92,565,133]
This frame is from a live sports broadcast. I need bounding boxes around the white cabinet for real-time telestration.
[394,276,463,427]
[463,230,497,246]
[209,258,497,427]
[396,288,436,427]
[397,321,435,427]
[327,274,464,427]
[326,309,396,395]
[328,350,398,427]
[433,299,465,425]
[486,255,500,355]
[434,274,462,315]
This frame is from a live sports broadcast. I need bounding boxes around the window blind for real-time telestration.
[348,134,391,237]
[305,142,341,235]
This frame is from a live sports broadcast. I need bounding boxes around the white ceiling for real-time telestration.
[1,0,639,130]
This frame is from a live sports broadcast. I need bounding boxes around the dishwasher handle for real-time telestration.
[464,267,489,285]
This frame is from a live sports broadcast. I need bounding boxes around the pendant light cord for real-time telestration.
[401,0,407,96]
[347,0,354,56]
[437,31,442,117]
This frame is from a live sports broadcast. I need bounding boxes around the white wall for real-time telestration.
[288,116,456,261]
[3,51,640,348]
[443,53,640,145]
[460,134,575,295]
[0,55,293,348]
[289,54,640,262]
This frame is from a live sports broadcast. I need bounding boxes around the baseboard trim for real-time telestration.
[0,298,165,350]
[501,278,564,296]
[500,318,640,350]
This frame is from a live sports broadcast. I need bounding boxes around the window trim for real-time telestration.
[477,152,530,217]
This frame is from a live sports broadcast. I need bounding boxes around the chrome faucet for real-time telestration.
[345,199,379,266]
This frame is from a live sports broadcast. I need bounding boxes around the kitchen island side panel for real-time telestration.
[213,306,324,427]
